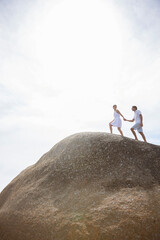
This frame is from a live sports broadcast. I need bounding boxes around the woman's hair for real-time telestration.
[113,105,117,108]
[132,106,137,110]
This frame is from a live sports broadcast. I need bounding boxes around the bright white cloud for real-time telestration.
[0,0,160,191]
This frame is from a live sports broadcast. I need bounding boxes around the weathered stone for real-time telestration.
[0,132,160,240]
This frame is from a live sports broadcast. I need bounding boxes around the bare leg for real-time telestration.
[131,128,138,140]
[139,132,147,142]
[109,123,113,134]
[118,127,123,136]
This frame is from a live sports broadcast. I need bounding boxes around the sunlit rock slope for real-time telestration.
[0,132,160,240]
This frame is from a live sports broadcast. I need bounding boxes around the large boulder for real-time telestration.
[0,132,160,240]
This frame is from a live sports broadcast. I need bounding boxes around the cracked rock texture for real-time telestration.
[0,132,160,240]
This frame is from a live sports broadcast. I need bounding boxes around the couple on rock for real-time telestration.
[109,105,147,142]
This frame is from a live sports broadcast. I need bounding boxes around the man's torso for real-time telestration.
[134,110,141,124]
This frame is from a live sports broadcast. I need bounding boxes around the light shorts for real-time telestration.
[132,123,143,133]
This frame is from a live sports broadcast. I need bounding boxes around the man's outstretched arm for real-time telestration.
[124,118,134,122]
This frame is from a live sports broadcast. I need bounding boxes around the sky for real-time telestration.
[0,0,160,192]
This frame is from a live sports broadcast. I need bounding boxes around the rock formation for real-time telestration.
[0,132,160,240]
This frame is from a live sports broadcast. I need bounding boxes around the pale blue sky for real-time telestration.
[0,0,160,191]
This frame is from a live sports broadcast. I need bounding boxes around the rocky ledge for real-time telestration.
[0,132,160,240]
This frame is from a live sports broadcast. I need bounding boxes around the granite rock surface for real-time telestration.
[0,132,160,240]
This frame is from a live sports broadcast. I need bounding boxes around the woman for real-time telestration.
[109,105,125,136]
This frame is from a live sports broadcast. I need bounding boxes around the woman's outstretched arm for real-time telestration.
[116,110,125,120]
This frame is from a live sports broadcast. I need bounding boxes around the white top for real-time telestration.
[114,111,120,119]
[134,110,142,123]
[111,111,122,128]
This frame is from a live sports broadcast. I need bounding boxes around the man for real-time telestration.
[124,106,147,142]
